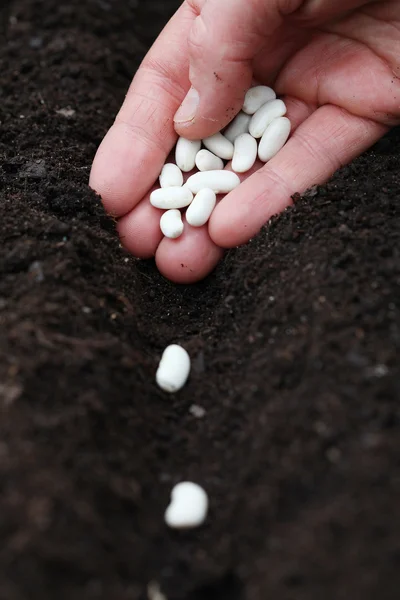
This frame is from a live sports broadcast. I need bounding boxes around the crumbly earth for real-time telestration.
[0,1,399,599]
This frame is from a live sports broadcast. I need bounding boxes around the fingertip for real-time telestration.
[174,96,244,140]
[208,202,248,249]
[117,197,163,259]
[173,73,251,140]
[90,126,132,217]
[207,159,266,248]
[173,122,205,140]
[90,122,165,218]
[155,222,223,283]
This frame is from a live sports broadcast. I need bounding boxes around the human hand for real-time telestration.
[90,0,400,283]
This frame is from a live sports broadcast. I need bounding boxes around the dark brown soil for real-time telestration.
[1,1,400,599]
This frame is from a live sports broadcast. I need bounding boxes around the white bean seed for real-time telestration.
[202,132,234,160]
[258,117,291,162]
[186,188,216,227]
[175,137,201,172]
[195,149,224,172]
[156,344,191,393]
[150,186,193,209]
[242,85,276,115]
[164,482,208,529]
[160,209,184,239]
[185,171,240,194]
[159,163,183,188]
[232,133,258,174]
[249,99,287,139]
[223,111,251,143]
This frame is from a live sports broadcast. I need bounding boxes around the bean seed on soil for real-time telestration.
[156,344,191,393]
[164,482,208,529]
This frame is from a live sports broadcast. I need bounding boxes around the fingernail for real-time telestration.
[174,87,199,124]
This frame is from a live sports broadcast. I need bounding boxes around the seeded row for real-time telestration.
[150,85,292,239]
[154,88,292,532]
[156,346,208,529]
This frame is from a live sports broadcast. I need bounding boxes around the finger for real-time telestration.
[173,0,284,139]
[117,189,163,259]
[155,216,223,284]
[89,2,196,217]
[209,105,387,247]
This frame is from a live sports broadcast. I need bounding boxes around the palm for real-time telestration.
[90,0,400,283]
[265,2,399,128]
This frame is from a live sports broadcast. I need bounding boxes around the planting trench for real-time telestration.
[0,1,400,599]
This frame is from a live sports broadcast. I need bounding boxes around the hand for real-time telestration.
[90,0,400,283]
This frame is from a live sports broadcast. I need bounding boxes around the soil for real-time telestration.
[1,1,400,599]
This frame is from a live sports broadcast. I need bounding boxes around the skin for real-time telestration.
[90,0,400,284]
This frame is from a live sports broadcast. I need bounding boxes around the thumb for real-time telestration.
[173,0,283,139]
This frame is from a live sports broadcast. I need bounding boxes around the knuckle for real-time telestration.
[187,15,208,58]
[280,0,326,26]
[250,166,293,212]
[140,59,187,104]
[185,0,206,15]
[296,128,341,172]
[278,0,305,15]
